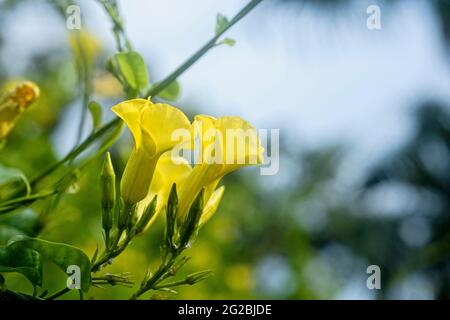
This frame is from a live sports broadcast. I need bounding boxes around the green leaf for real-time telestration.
[114,51,149,92]
[220,38,236,47]
[0,245,42,287]
[88,101,103,131]
[0,225,26,245]
[0,209,41,244]
[215,13,229,35]
[106,57,118,75]
[0,164,31,196]
[7,236,92,292]
[157,80,181,101]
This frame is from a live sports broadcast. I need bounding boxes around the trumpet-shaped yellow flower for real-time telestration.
[137,114,263,231]
[112,99,190,205]
[177,115,264,219]
[0,81,40,139]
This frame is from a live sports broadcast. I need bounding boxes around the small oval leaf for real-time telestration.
[115,51,149,92]
[88,101,103,131]
[0,164,31,196]
[157,80,181,101]
[215,13,229,35]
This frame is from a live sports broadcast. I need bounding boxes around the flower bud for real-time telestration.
[101,152,116,232]
[165,184,178,250]
[178,188,204,249]
[185,270,213,285]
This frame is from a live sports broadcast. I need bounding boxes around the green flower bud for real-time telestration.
[184,270,213,285]
[119,201,135,231]
[178,188,204,249]
[165,184,178,250]
[101,152,116,232]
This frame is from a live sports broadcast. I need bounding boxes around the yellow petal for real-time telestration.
[112,99,149,149]
[199,185,225,227]
[136,153,192,229]
[112,100,191,205]
[140,102,191,154]
[215,116,264,172]
[192,115,217,156]
[177,163,220,219]
[120,148,158,205]
[192,115,264,176]
[176,115,263,218]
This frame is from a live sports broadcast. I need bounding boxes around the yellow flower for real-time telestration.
[137,115,264,230]
[177,115,264,219]
[0,81,40,139]
[68,30,101,70]
[112,99,190,205]
[93,72,123,98]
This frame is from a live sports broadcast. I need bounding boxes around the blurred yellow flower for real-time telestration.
[68,29,101,70]
[0,81,40,139]
[93,72,123,98]
[112,99,190,205]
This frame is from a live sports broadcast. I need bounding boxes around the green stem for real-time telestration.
[91,203,134,272]
[153,279,189,290]
[0,190,57,214]
[130,256,176,300]
[97,0,133,51]
[30,119,121,186]
[90,235,130,273]
[144,0,264,98]
[75,54,92,147]
[45,287,71,300]
[130,246,188,299]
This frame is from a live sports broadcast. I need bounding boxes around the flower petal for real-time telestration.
[136,152,192,229]
[200,185,225,227]
[111,99,149,148]
[192,115,265,176]
[140,102,191,155]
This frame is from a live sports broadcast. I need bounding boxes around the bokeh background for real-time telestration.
[0,0,450,299]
